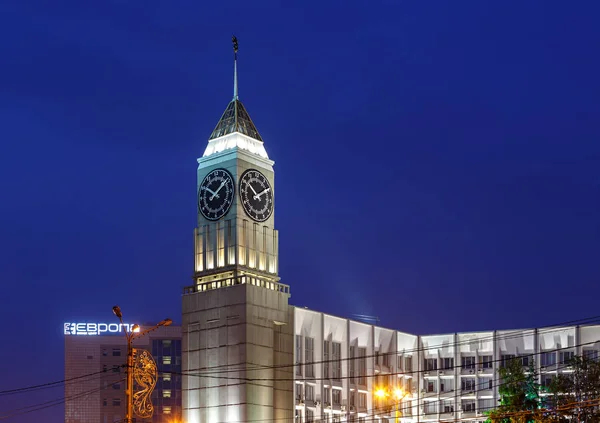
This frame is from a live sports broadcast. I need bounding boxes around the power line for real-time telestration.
[180,315,600,376]
[170,338,600,383]
[0,366,125,396]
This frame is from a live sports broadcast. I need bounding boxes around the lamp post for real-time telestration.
[112,305,172,423]
[375,386,407,423]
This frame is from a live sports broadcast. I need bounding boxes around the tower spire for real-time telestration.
[232,35,238,100]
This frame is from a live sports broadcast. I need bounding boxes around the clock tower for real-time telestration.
[182,38,294,423]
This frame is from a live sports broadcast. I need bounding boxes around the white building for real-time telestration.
[182,46,600,423]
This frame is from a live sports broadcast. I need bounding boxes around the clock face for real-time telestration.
[198,168,235,221]
[239,169,273,222]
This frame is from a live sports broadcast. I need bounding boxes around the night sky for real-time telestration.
[1,0,599,421]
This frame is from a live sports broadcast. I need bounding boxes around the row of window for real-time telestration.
[424,356,493,371]
[423,398,495,414]
[424,377,493,393]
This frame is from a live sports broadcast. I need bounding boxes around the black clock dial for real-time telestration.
[198,168,235,221]
[239,169,273,222]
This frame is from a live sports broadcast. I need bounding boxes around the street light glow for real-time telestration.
[375,388,387,399]
[394,388,405,400]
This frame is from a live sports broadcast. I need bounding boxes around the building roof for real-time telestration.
[208,99,263,142]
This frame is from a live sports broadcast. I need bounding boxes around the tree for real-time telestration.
[487,358,540,423]
[547,355,600,422]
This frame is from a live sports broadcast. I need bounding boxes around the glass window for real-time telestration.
[163,406,171,414]
[306,408,314,423]
[295,382,303,400]
[583,349,599,361]
[405,356,412,371]
[305,384,314,401]
[295,335,302,376]
[359,392,367,407]
[332,389,341,405]
[103,398,107,406]
[325,341,331,379]
[323,386,330,404]
[478,377,492,391]
[112,398,121,406]
[442,400,454,413]
[462,356,475,369]
[423,401,437,414]
[163,390,171,398]
[462,400,475,412]
[162,356,172,365]
[426,380,436,393]
[480,355,493,369]
[559,351,575,364]
[163,373,171,382]
[102,349,108,356]
[112,348,121,357]
[500,354,515,368]
[112,383,120,390]
[541,351,556,367]
[358,348,367,385]
[424,358,437,371]
[305,337,314,378]
[443,357,454,370]
[461,378,476,391]
[163,340,172,347]
[112,366,120,373]
[332,342,342,381]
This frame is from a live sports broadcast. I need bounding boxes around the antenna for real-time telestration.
[232,35,239,100]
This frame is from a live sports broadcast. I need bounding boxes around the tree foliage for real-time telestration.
[487,354,600,423]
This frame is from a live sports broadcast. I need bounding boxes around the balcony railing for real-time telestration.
[183,274,290,295]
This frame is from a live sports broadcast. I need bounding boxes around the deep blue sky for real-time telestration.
[1,0,599,421]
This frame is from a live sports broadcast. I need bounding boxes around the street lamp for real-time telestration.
[374,386,407,423]
[113,305,172,423]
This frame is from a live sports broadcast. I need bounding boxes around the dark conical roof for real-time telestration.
[208,99,263,142]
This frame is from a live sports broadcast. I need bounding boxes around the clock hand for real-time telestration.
[210,181,226,201]
[254,187,271,200]
[204,187,218,198]
[249,184,258,197]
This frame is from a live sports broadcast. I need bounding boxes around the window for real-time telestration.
[295,335,302,376]
[359,392,367,408]
[358,347,367,385]
[162,356,172,365]
[478,398,494,412]
[305,337,314,378]
[461,378,475,391]
[103,364,107,372]
[112,398,121,407]
[326,341,332,380]
[405,356,412,371]
[112,348,121,357]
[163,340,172,347]
[478,377,492,391]
[323,386,330,404]
[462,356,475,369]
[332,389,341,405]
[163,390,171,398]
[305,384,314,401]
[382,350,390,367]
[350,390,355,406]
[102,349,108,356]
[541,374,555,388]
[541,352,556,367]
[397,356,403,370]
[424,358,437,371]
[480,355,493,369]
[583,349,599,361]
[500,354,515,368]
[462,400,475,412]
[103,398,107,406]
[112,366,120,373]
[332,342,342,381]
[112,383,121,390]
[426,380,436,393]
[163,406,172,415]
[559,351,574,364]
[423,401,437,414]
[163,373,171,382]
[443,357,454,370]
[295,383,303,400]
[520,355,530,367]
[442,400,454,413]
[306,408,314,423]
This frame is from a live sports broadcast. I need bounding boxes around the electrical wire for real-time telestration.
[180,315,600,376]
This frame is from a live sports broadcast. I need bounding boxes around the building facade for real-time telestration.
[181,48,600,423]
[64,323,182,423]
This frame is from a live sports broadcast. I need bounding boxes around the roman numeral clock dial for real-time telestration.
[198,168,235,221]
[239,169,273,222]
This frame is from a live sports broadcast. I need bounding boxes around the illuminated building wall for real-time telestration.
[293,308,600,423]
[64,324,182,423]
